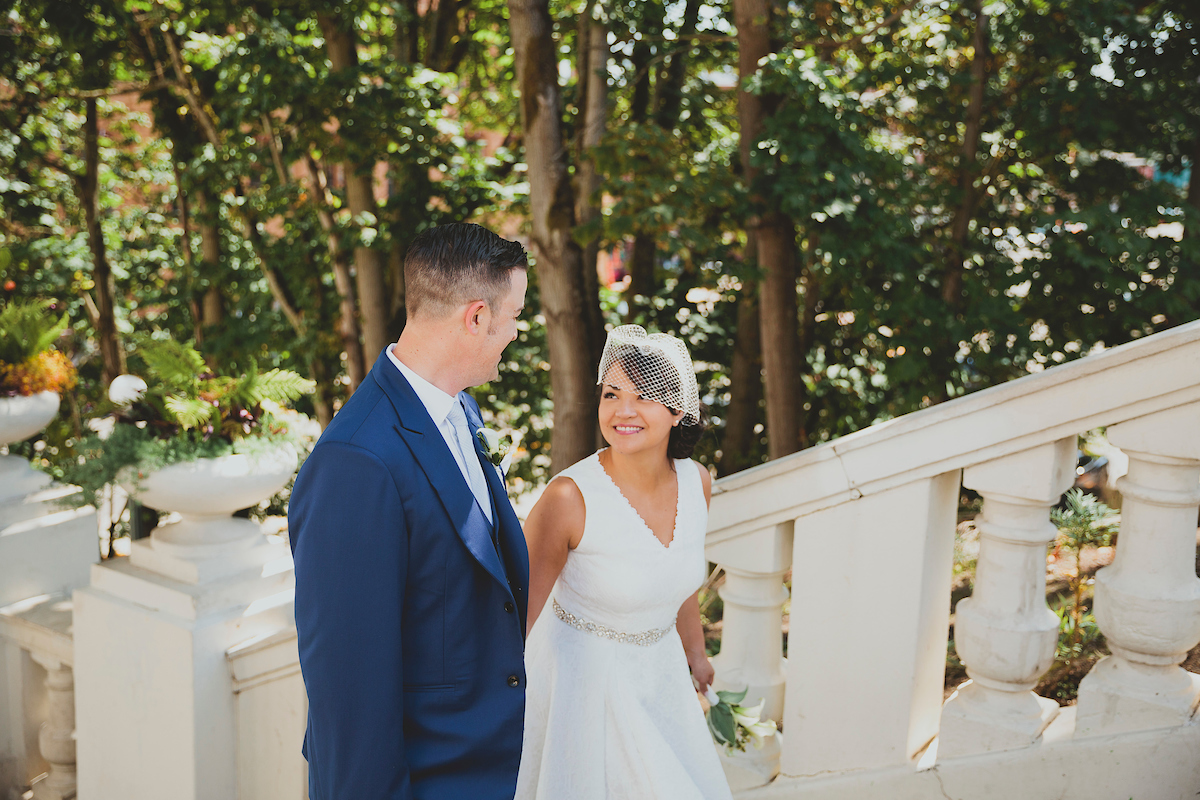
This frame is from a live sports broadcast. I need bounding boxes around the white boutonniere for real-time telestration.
[702,687,778,753]
[476,426,515,474]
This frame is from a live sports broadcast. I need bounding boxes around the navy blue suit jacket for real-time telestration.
[289,351,529,800]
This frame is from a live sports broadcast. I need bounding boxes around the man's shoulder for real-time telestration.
[319,377,394,446]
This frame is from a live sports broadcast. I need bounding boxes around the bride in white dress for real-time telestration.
[516,326,733,800]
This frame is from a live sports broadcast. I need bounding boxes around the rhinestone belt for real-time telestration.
[552,599,675,646]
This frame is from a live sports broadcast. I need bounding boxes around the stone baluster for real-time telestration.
[1076,402,1200,737]
[706,521,792,791]
[939,439,1075,757]
[708,521,792,723]
[28,653,75,800]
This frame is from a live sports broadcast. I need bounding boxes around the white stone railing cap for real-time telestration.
[710,319,1200,543]
[0,592,74,666]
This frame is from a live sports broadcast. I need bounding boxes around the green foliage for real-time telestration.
[1051,598,1104,663]
[1035,487,1121,701]
[1052,488,1120,553]
[706,688,748,748]
[0,299,70,365]
[55,421,297,509]
[1051,487,1119,647]
[3,0,1198,486]
[44,335,314,506]
[124,336,315,435]
[137,339,206,395]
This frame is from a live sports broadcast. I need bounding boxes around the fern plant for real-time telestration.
[0,299,77,397]
[54,336,315,506]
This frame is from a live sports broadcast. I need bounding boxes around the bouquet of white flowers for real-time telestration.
[702,687,778,753]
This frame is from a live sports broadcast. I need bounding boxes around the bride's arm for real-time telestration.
[678,592,714,691]
[679,460,716,691]
[523,477,585,636]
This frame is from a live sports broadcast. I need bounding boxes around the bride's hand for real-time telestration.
[687,647,715,693]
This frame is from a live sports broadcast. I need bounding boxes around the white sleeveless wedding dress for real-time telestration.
[516,452,733,800]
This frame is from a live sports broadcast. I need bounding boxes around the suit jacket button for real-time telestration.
[504,601,515,613]
[507,674,520,688]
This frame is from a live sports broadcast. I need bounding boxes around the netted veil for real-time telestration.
[597,325,700,425]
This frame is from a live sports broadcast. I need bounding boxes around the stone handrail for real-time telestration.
[710,319,1200,542]
[705,319,1200,792]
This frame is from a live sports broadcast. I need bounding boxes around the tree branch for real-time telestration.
[791,0,925,52]
[61,79,174,99]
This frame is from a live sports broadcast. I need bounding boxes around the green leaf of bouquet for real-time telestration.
[706,713,729,744]
[717,688,749,705]
[708,703,736,744]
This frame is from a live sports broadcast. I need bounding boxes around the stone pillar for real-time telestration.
[1076,402,1200,737]
[939,439,1075,757]
[73,528,297,799]
[28,655,74,800]
[0,455,95,800]
[782,472,960,776]
[706,521,792,790]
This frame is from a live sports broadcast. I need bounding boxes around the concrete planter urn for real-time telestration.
[0,391,59,501]
[119,444,298,562]
[0,390,60,445]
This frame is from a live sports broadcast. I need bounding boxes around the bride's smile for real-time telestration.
[599,375,683,454]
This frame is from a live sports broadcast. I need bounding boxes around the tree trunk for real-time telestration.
[393,0,420,63]
[796,233,822,447]
[625,234,656,322]
[622,8,660,322]
[308,355,335,428]
[170,157,204,345]
[735,0,803,459]
[388,239,407,342]
[319,14,391,365]
[79,97,124,384]
[757,219,802,457]
[944,0,989,308]
[1185,137,1200,319]
[305,154,367,390]
[509,0,599,474]
[193,188,224,336]
[575,7,608,376]
[719,271,762,476]
[653,0,701,129]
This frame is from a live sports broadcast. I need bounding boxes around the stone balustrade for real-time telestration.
[0,458,95,800]
[1076,401,1200,737]
[0,595,76,800]
[706,319,1200,798]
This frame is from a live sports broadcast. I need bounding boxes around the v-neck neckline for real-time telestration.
[595,451,682,549]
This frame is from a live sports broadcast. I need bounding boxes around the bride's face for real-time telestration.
[598,366,682,457]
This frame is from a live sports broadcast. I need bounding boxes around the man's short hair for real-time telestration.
[404,223,528,319]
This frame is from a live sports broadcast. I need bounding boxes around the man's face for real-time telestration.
[476,268,528,385]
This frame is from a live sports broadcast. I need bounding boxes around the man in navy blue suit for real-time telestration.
[289,223,531,799]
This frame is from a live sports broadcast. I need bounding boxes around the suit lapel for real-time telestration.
[369,355,511,597]
[463,398,531,628]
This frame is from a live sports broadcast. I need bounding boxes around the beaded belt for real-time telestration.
[552,599,675,646]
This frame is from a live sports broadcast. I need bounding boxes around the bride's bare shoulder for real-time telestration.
[526,473,586,547]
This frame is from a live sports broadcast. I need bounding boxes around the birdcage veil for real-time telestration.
[597,325,700,424]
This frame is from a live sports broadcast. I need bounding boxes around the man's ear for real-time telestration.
[464,300,489,334]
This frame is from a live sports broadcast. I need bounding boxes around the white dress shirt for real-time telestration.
[387,346,493,523]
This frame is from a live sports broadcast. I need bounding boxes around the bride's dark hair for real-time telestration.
[609,347,708,460]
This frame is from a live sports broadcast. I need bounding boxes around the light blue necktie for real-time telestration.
[446,401,493,525]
